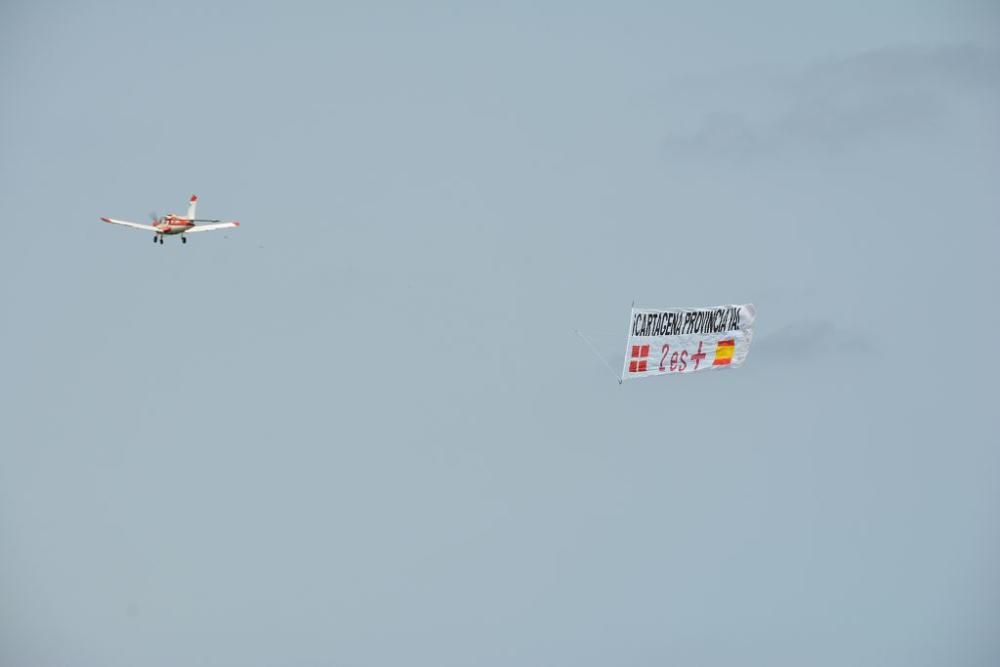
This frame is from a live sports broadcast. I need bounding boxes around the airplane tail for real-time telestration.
[186,195,198,220]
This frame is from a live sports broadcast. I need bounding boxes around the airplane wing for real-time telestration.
[101,217,158,232]
[184,221,240,234]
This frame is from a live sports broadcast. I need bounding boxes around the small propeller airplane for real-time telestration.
[101,195,239,244]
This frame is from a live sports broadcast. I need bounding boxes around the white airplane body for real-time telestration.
[102,195,239,244]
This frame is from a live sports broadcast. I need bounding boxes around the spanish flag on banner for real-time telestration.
[713,339,735,366]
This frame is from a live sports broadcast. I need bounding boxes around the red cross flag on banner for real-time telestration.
[621,304,755,381]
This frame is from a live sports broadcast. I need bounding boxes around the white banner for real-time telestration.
[621,304,755,380]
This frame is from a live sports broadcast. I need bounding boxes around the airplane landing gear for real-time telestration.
[181,236,187,244]
[153,235,158,243]
[159,236,164,245]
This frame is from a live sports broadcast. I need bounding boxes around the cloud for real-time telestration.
[663,44,1000,161]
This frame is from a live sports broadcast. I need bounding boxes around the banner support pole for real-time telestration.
[618,299,635,385]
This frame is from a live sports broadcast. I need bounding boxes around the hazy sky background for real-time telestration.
[2,2,998,665]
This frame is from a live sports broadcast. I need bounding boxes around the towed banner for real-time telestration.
[622,304,755,380]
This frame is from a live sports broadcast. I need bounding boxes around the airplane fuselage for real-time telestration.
[156,216,194,235]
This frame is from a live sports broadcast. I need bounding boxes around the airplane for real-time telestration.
[101,195,240,244]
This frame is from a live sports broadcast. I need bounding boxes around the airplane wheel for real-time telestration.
[159,237,164,245]
[153,236,157,243]
[182,237,187,244]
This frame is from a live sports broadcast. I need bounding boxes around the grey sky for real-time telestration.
[2,2,998,665]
